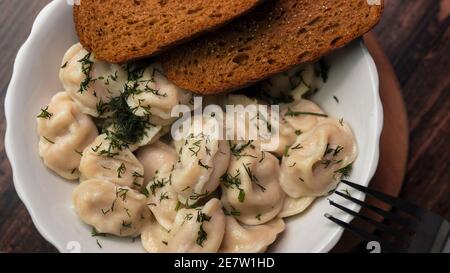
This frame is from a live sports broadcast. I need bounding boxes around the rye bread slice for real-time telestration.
[160,0,384,94]
[74,0,262,63]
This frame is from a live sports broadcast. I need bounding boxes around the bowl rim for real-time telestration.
[4,0,383,253]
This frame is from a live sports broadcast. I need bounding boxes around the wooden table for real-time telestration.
[0,0,449,252]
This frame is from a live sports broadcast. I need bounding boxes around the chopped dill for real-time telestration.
[342,188,352,197]
[91,227,106,237]
[198,160,212,170]
[285,108,328,118]
[224,206,241,216]
[116,187,129,201]
[43,136,55,144]
[242,163,266,192]
[117,163,126,178]
[335,164,353,177]
[175,201,182,211]
[91,143,102,152]
[96,239,102,248]
[37,106,53,119]
[159,192,169,203]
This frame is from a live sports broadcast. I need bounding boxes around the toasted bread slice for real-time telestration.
[74,0,262,63]
[160,0,384,94]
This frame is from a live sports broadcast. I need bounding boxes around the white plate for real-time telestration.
[4,0,383,253]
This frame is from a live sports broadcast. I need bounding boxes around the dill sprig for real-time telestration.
[117,163,126,178]
[91,227,107,237]
[42,136,55,144]
[37,106,53,119]
[285,108,328,118]
[159,192,169,203]
[335,164,353,177]
[242,163,266,192]
[198,160,212,170]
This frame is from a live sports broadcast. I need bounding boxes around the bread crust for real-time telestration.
[73,0,262,63]
[160,0,384,94]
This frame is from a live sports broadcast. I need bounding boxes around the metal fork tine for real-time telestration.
[324,213,396,252]
[334,191,415,228]
[341,180,424,218]
[328,199,410,242]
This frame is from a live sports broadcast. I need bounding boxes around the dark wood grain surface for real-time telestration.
[0,0,449,253]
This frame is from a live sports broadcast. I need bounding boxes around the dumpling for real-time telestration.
[260,63,322,103]
[280,118,358,198]
[37,92,98,180]
[136,141,177,184]
[221,143,285,225]
[278,196,316,218]
[219,216,285,253]
[126,64,192,121]
[172,117,230,205]
[59,43,127,117]
[140,198,226,253]
[269,99,327,157]
[137,142,179,230]
[72,179,150,237]
[79,134,144,190]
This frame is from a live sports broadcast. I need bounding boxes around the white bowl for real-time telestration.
[4,0,383,253]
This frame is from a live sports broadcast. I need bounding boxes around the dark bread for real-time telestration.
[160,0,384,94]
[74,0,262,63]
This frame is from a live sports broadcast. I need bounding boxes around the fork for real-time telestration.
[325,180,450,253]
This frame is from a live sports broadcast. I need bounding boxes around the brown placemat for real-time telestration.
[331,32,409,252]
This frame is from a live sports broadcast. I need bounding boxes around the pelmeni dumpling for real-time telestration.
[260,63,322,103]
[79,134,144,190]
[280,118,358,198]
[141,198,226,253]
[278,196,316,218]
[59,43,127,117]
[269,99,327,157]
[137,142,179,230]
[136,141,177,184]
[37,92,98,180]
[221,143,285,225]
[126,64,192,121]
[72,179,149,236]
[172,117,230,205]
[219,216,285,253]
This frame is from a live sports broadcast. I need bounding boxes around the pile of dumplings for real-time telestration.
[36,43,357,253]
